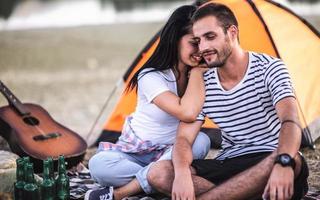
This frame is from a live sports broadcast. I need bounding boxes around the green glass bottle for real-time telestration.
[23,157,30,181]
[41,160,56,200]
[23,163,40,200]
[56,155,70,200]
[47,157,55,181]
[14,158,25,200]
[23,156,30,163]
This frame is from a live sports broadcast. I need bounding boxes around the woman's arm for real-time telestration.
[152,67,206,122]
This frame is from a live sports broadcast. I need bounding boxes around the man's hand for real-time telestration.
[172,169,195,200]
[263,164,294,200]
[171,121,203,200]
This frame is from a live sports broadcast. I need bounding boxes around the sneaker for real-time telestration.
[84,186,114,200]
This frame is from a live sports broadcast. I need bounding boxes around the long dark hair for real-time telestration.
[126,5,196,92]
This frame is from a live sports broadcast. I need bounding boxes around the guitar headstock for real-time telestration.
[0,80,30,116]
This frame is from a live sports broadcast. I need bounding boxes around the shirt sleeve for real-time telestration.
[196,110,206,121]
[264,59,295,106]
[138,71,171,103]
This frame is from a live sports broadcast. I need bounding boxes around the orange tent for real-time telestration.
[97,0,319,149]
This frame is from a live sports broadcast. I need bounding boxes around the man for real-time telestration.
[147,2,309,200]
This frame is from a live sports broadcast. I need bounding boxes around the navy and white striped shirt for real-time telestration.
[197,52,295,160]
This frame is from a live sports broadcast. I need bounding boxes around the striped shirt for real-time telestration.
[197,52,295,160]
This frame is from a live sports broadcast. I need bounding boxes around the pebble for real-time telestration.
[0,150,19,193]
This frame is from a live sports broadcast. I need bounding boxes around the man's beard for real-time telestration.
[207,38,232,68]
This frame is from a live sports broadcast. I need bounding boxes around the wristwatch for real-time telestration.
[275,153,296,170]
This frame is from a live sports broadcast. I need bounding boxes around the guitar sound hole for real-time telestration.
[23,116,40,126]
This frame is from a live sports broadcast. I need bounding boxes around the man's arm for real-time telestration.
[263,96,302,200]
[171,120,203,200]
[276,97,301,156]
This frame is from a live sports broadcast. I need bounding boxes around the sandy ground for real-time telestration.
[0,19,319,193]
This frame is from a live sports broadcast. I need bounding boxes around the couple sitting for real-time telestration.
[87,2,309,200]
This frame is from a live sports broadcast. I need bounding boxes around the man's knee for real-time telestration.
[147,160,174,189]
[293,154,309,199]
[293,153,304,176]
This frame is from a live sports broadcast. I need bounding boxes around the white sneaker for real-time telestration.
[84,186,114,200]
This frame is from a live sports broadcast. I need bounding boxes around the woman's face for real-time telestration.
[178,33,200,67]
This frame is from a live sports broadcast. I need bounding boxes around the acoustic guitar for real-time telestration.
[0,81,87,172]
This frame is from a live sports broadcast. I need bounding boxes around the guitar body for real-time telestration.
[0,103,87,172]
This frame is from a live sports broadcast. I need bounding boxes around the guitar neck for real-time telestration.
[0,81,30,116]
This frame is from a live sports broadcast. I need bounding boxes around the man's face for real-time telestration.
[193,16,233,68]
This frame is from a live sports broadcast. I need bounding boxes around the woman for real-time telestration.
[86,5,210,200]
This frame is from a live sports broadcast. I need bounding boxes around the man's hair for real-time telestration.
[192,3,238,34]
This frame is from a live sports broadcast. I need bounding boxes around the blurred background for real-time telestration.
[1,0,320,194]
[0,0,320,30]
[0,0,320,146]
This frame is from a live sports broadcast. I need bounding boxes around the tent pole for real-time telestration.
[86,79,123,145]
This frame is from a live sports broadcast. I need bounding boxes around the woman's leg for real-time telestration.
[191,131,211,159]
[88,150,143,187]
[158,131,210,161]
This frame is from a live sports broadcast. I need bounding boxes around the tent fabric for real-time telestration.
[97,0,319,148]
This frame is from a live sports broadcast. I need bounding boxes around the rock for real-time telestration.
[139,197,156,200]
[0,136,11,152]
[83,147,97,167]
[0,192,12,200]
[123,197,141,200]
[309,118,320,143]
[0,151,19,193]
[205,149,219,159]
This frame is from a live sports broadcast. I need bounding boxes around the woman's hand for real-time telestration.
[189,54,209,74]
[189,64,209,77]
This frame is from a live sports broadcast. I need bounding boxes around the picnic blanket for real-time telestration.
[68,165,168,200]
[68,165,320,200]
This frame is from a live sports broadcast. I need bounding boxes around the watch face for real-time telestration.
[276,154,295,169]
[280,155,291,165]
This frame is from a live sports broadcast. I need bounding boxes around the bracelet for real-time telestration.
[281,119,302,131]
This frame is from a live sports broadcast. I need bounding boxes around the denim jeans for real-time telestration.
[88,132,211,193]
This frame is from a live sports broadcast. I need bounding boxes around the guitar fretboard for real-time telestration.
[0,81,30,116]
